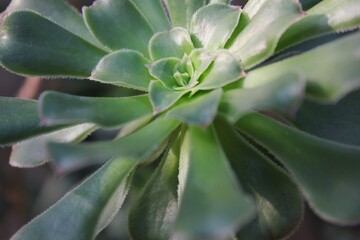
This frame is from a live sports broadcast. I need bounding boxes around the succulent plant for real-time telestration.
[1,0,360,239]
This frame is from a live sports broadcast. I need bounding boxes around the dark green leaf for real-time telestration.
[83,0,153,56]
[191,4,241,51]
[129,140,180,240]
[164,0,206,28]
[0,0,105,49]
[149,27,193,61]
[220,72,305,123]
[244,32,360,101]
[277,0,360,52]
[175,126,256,238]
[216,119,303,240]
[149,81,189,113]
[10,124,95,168]
[166,89,223,127]
[11,157,136,240]
[0,11,106,78]
[49,117,179,173]
[130,0,171,32]
[90,50,151,91]
[229,0,303,68]
[0,98,65,145]
[295,89,360,146]
[40,91,153,128]
[236,113,360,224]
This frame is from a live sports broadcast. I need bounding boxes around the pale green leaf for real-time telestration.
[0,98,65,145]
[277,0,360,52]
[90,50,150,91]
[83,0,153,55]
[236,113,360,224]
[175,126,256,238]
[11,157,136,240]
[149,81,189,113]
[164,0,206,28]
[228,0,303,68]
[216,119,303,240]
[130,0,171,32]
[149,27,193,61]
[149,58,180,88]
[10,124,95,168]
[244,32,360,101]
[49,117,179,173]
[0,11,106,78]
[0,0,105,49]
[220,72,305,123]
[195,50,243,90]
[191,4,241,50]
[242,0,267,20]
[40,92,153,128]
[166,89,223,127]
[210,0,231,4]
[129,142,179,240]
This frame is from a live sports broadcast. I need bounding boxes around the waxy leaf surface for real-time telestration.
[11,157,136,240]
[216,119,303,240]
[176,126,256,238]
[40,92,153,128]
[0,11,106,78]
[191,4,241,51]
[220,72,305,123]
[91,50,151,91]
[277,0,360,52]
[10,124,95,168]
[244,32,360,101]
[0,98,65,145]
[149,27,193,61]
[84,0,153,56]
[229,0,303,68]
[236,113,360,224]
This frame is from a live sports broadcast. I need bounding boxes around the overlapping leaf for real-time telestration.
[228,0,303,68]
[0,98,66,145]
[0,11,106,78]
[10,124,95,168]
[40,91,153,128]
[90,50,151,91]
[236,113,360,224]
[244,32,360,101]
[175,126,256,238]
[277,0,360,52]
[220,72,305,123]
[216,119,303,240]
[83,0,153,56]
[49,117,179,173]
[11,157,136,240]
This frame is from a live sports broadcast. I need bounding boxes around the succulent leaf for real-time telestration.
[277,0,360,52]
[0,98,67,145]
[191,4,241,51]
[40,91,153,128]
[229,0,303,68]
[216,119,303,240]
[244,32,360,102]
[90,50,151,91]
[83,0,153,55]
[237,113,360,224]
[0,10,106,78]
[10,124,96,168]
[10,157,136,240]
[220,72,305,123]
[175,125,256,238]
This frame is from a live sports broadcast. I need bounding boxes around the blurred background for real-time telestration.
[1,0,360,239]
